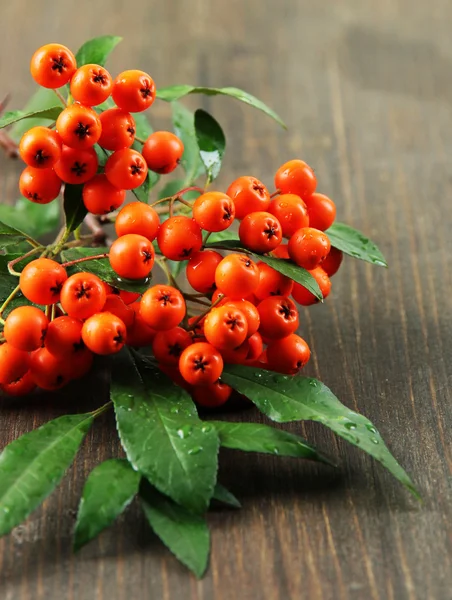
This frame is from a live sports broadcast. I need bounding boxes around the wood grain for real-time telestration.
[1,0,452,598]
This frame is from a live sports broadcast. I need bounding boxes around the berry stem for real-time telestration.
[7,246,44,276]
[270,189,281,198]
[155,257,180,290]
[202,231,212,247]
[51,226,71,256]
[61,253,109,268]
[0,284,21,319]
[187,293,224,331]
[53,88,67,107]
[91,400,113,418]
[134,135,146,144]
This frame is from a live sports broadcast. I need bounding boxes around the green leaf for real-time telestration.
[0,198,60,239]
[157,85,285,128]
[0,219,30,247]
[169,260,188,279]
[207,239,322,300]
[211,483,241,508]
[63,184,87,233]
[0,254,37,316]
[211,421,334,465]
[221,366,418,497]
[75,35,122,67]
[9,88,65,142]
[111,349,220,513]
[140,482,210,578]
[60,247,150,293]
[0,106,63,130]
[73,458,140,551]
[194,109,225,183]
[131,172,159,203]
[171,102,205,184]
[0,413,93,537]
[326,222,387,267]
[132,112,153,140]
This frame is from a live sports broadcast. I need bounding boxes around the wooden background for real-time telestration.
[1,0,451,598]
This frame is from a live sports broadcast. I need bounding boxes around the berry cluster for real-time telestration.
[0,43,344,409]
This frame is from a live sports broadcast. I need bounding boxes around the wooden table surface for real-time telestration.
[1,1,451,598]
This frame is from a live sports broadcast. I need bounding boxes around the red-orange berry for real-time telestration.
[266,334,311,374]
[239,211,282,253]
[98,108,136,150]
[193,192,235,232]
[29,347,69,390]
[288,227,331,270]
[215,254,260,300]
[82,312,126,355]
[255,262,293,301]
[115,202,160,241]
[30,43,76,88]
[19,167,61,204]
[157,216,203,261]
[152,327,192,366]
[268,193,309,238]
[45,316,84,357]
[0,343,30,385]
[19,126,62,169]
[140,285,186,331]
[142,131,184,174]
[102,295,135,328]
[54,145,98,184]
[246,331,264,361]
[274,160,317,198]
[64,347,94,380]
[105,148,148,190]
[19,258,68,305]
[321,247,343,277]
[271,244,290,259]
[60,272,106,320]
[257,296,299,339]
[82,174,126,215]
[191,380,232,408]
[0,371,35,397]
[70,64,113,106]
[179,342,223,386]
[204,305,248,350]
[186,251,222,294]
[292,267,331,306]
[222,299,260,337]
[4,306,48,352]
[226,176,270,219]
[304,193,336,231]
[109,234,155,280]
[112,70,156,113]
[56,104,102,150]
[126,302,157,347]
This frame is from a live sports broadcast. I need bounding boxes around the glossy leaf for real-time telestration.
[211,421,334,464]
[157,85,285,127]
[75,35,122,67]
[211,483,241,508]
[0,198,60,239]
[326,222,388,267]
[140,482,210,578]
[194,109,225,183]
[63,184,87,233]
[0,219,29,247]
[131,172,160,203]
[111,349,220,513]
[9,88,65,142]
[0,106,63,129]
[132,111,153,140]
[0,254,36,316]
[0,413,93,537]
[221,365,418,497]
[74,458,140,551]
[60,248,150,293]
[207,239,322,299]
[172,102,205,184]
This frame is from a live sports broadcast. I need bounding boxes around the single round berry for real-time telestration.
[179,342,223,386]
[29,347,69,390]
[64,348,94,380]
[19,167,61,204]
[0,371,35,397]
[239,211,282,253]
[274,159,317,198]
[82,174,126,215]
[82,312,126,355]
[255,262,293,301]
[193,192,235,232]
[257,296,299,339]
[268,193,309,238]
[19,126,62,169]
[70,64,113,106]
[186,251,222,294]
[321,247,343,277]
[157,216,203,261]
[304,193,336,231]
[191,380,232,408]
[142,131,184,174]
[267,334,311,374]
[140,285,186,331]
[288,227,331,270]
[226,176,270,219]
[56,104,102,150]
[215,254,260,300]
[0,344,30,385]
[109,234,155,280]
[54,145,98,184]
[102,295,135,328]
[60,272,107,320]
[112,70,156,113]
[30,43,76,88]
[204,305,248,351]
[222,299,260,337]
[115,202,160,241]
[45,316,84,357]
[4,306,48,352]
[19,258,67,305]
[126,301,157,347]
[98,108,136,151]
[105,148,148,190]
[246,331,264,361]
[292,267,331,306]
[152,327,192,366]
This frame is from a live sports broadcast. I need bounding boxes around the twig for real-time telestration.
[187,294,224,331]
[61,253,109,268]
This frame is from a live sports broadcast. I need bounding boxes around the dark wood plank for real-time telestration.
[1,0,451,598]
